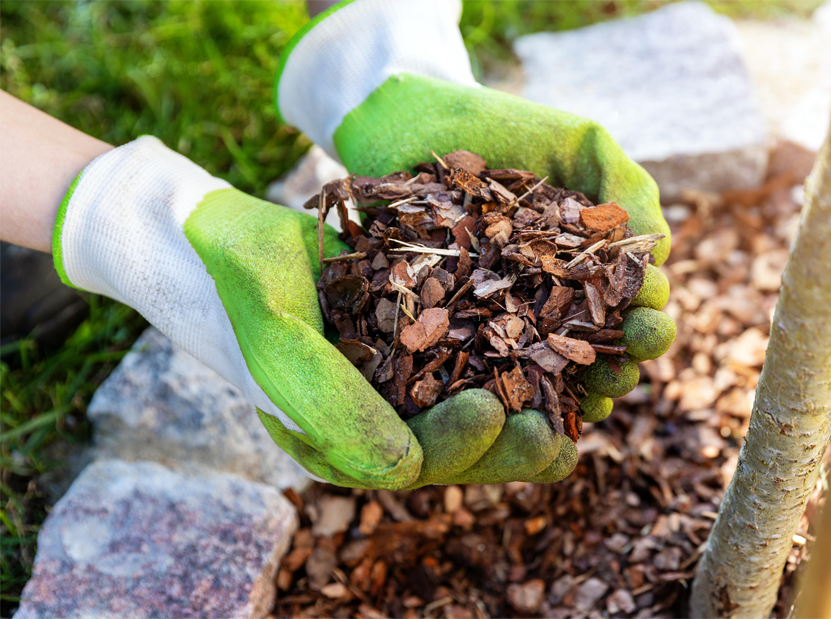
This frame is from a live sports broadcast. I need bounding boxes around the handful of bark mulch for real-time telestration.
[310,150,662,443]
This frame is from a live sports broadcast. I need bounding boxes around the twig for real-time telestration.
[444,279,474,310]
[322,252,367,263]
[392,291,402,345]
[608,233,665,249]
[431,150,449,170]
[389,238,479,257]
[510,176,549,207]
[389,280,420,302]
[566,239,607,268]
[388,196,417,209]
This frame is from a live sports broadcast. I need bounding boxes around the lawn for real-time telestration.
[0,0,823,613]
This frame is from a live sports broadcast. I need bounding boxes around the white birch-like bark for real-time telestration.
[690,115,831,618]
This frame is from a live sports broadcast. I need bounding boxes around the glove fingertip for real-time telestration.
[581,392,613,423]
[618,307,677,362]
[525,436,578,483]
[407,389,505,487]
[632,264,670,310]
[582,356,640,398]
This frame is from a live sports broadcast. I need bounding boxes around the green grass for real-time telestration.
[0,297,147,612]
[0,0,823,613]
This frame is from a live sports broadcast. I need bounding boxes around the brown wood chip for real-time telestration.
[579,201,630,231]
[501,366,535,412]
[421,277,446,309]
[547,333,597,365]
[410,374,443,408]
[399,308,450,354]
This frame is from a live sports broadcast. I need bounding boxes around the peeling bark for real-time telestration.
[690,116,831,618]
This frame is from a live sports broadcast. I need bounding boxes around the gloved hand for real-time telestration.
[275,0,676,469]
[53,136,572,488]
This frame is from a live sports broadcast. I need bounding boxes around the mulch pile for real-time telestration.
[271,141,824,619]
[314,150,660,439]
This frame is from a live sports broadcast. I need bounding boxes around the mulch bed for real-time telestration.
[271,141,823,619]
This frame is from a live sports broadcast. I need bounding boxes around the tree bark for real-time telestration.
[690,115,831,618]
[796,489,831,619]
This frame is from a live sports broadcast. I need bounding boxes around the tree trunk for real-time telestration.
[690,115,831,618]
[796,487,831,619]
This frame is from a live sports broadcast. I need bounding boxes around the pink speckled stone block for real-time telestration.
[16,460,297,619]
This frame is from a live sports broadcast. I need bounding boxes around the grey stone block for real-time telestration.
[87,327,310,491]
[16,460,297,619]
[514,1,768,201]
[735,6,831,153]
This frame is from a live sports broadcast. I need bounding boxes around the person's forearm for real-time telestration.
[306,1,340,18]
[0,91,112,253]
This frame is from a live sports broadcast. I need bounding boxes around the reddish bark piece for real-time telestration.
[547,333,597,365]
[443,150,486,175]
[507,579,545,614]
[482,168,535,184]
[607,355,623,375]
[584,280,607,327]
[528,342,569,374]
[455,246,473,279]
[560,197,584,224]
[451,168,493,200]
[420,277,445,309]
[484,218,513,244]
[454,308,492,319]
[586,329,625,342]
[410,374,443,408]
[539,256,572,278]
[389,261,415,289]
[579,201,630,231]
[411,348,452,382]
[448,351,470,386]
[538,286,574,319]
[540,376,564,435]
[335,339,376,365]
[391,354,414,406]
[324,276,370,314]
[451,216,477,250]
[399,308,450,354]
[591,343,629,355]
[487,179,517,205]
[501,366,535,412]
[563,410,580,443]
[375,298,398,334]
[492,313,525,340]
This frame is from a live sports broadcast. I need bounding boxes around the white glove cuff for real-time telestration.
[56,136,305,434]
[57,136,230,354]
[277,0,478,158]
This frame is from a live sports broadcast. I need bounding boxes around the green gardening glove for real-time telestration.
[275,0,676,483]
[53,136,569,489]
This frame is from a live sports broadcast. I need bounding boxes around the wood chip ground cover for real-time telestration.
[313,151,661,442]
[275,142,823,618]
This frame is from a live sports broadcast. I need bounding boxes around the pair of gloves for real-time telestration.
[53,0,674,489]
